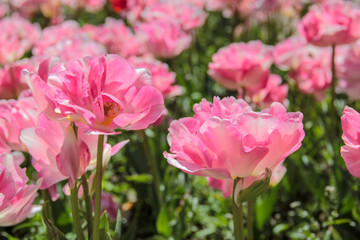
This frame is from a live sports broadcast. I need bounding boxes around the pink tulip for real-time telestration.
[23,55,165,134]
[37,37,106,62]
[0,60,36,99]
[0,95,40,153]
[33,20,79,56]
[56,126,91,188]
[298,1,360,46]
[182,0,206,9]
[0,152,41,226]
[238,73,288,108]
[238,0,302,21]
[33,20,106,61]
[206,0,238,18]
[20,114,128,193]
[207,163,287,198]
[83,18,144,58]
[0,14,41,64]
[0,3,9,17]
[136,20,192,59]
[289,48,331,100]
[119,0,159,25]
[274,37,332,99]
[164,97,304,180]
[141,2,207,31]
[208,41,273,91]
[128,56,182,98]
[3,0,45,18]
[341,106,360,178]
[337,41,360,100]
[273,36,308,71]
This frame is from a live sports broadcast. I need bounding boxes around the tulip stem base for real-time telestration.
[247,199,255,240]
[140,130,163,207]
[81,175,93,239]
[70,185,85,240]
[330,44,337,142]
[232,178,245,240]
[42,190,53,240]
[92,134,105,240]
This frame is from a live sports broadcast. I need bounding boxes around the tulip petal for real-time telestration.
[56,127,90,188]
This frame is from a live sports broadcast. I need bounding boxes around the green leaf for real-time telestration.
[156,205,171,237]
[323,218,354,227]
[113,210,122,240]
[255,188,279,229]
[352,206,360,225]
[331,227,343,240]
[99,212,112,240]
[1,232,18,240]
[273,223,290,234]
[194,227,217,238]
[100,212,110,232]
[42,209,68,240]
[236,169,271,204]
[125,174,153,183]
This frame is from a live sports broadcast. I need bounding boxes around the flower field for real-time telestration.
[1,0,360,239]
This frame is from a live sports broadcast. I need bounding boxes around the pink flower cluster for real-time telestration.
[209,41,288,107]
[83,18,144,58]
[299,1,360,46]
[135,20,193,59]
[141,1,207,31]
[0,152,41,226]
[20,114,128,199]
[209,41,272,91]
[274,37,332,99]
[0,52,167,224]
[128,56,182,98]
[33,21,106,62]
[82,0,210,60]
[0,95,39,153]
[124,0,207,59]
[337,41,360,100]
[0,60,36,99]
[206,0,302,19]
[0,14,41,65]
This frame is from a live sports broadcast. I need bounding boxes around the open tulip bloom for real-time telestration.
[164,97,304,239]
[164,97,304,181]
[23,54,165,135]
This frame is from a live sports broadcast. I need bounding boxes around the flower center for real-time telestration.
[102,102,121,126]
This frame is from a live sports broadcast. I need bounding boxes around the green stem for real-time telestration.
[81,174,93,239]
[92,134,105,240]
[70,185,85,240]
[247,199,255,240]
[231,8,241,42]
[42,190,53,240]
[139,130,163,207]
[232,178,245,240]
[330,44,337,142]
[42,190,52,220]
